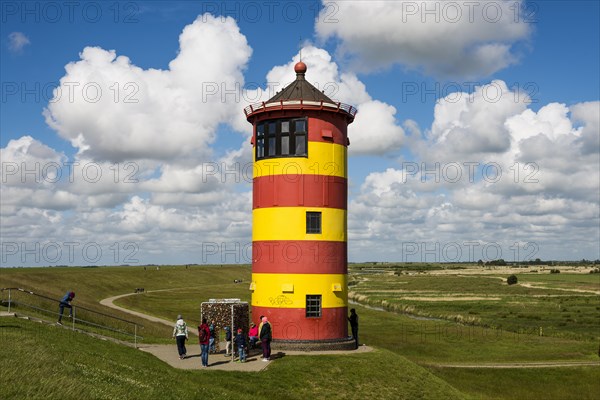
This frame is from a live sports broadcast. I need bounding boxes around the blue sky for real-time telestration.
[1,1,599,266]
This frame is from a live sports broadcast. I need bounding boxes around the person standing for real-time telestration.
[224,326,232,356]
[257,315,264,346]
[57,291,75,325]
[172,314,188,359]
[259,316,272,361]
[208,320,216,353]
[348,308,359,349]
[234,328,247,362]
[198,318,210,367]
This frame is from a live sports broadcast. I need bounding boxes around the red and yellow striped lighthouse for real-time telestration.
[245,61,356,348]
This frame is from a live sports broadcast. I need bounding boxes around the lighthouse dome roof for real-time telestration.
[267,62,335,103]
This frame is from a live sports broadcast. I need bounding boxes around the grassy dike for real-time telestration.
[1,265,599,399]
[0,318,465,400]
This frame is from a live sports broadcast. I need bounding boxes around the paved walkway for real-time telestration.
[100,290,372,371]
[0,311,16,317]
[140,343,373,371]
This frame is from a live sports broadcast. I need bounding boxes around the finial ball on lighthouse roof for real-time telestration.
[294,61,307,74]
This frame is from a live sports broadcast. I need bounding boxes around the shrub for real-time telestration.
[507,275,518,285]
[550,269,561,274]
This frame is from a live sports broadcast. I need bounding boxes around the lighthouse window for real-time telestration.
[255,117,308,160]
[257,140,264,159]
[281,136,290,154]
[295,120,306,131]
[256,123,265,158]
[295,135,306,155]
[305,295,322,318]
[268,137,276,156]
[294,119,307,156]
[281,121,290,155]
[306,211,322,234]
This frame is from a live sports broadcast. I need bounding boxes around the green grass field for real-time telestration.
[1,318,467,400]
[348,270,600,340]
[1,264,599,399]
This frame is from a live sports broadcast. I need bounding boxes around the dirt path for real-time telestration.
[519,282,600,295]
[100,288,199,336]
[428,361,600,369]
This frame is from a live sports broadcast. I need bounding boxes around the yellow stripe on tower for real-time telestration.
[253,142,347,178]
[253,207,346,241]
[250,273,347,308]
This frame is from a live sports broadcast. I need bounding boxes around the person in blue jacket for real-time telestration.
[234,328,247,362]
[57,291,75,324]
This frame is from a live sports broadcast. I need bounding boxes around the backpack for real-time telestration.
[199,326,208,342]
[175,322,187,336]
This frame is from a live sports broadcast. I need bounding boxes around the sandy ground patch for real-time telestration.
[358,289,437,294]
[519,283,600,295]
[425,266,595,276]
[398,296,502,302]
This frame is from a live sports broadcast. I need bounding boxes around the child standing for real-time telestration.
[234,328,247,362]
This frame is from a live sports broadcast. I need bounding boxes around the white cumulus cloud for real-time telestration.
[316,0,532,78]
[44,14,252,164]
[348,90,599,262]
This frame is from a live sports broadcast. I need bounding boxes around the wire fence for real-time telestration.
[0,288,143,347]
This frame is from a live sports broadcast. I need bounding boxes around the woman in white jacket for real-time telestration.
[172,314,189,359]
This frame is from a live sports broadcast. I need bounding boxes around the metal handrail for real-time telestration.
[1,287,143,347]
[244,100,358,118]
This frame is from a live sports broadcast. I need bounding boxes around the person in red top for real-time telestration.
[248,322,259,349]
[198,318,210,367]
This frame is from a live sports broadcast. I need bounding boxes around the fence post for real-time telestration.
[72,307,76,331]
[7,289,11,314]
[134,324,137,348]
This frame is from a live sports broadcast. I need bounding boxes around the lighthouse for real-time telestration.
[245,60,357,349]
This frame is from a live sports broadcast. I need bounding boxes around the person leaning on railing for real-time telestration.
[57,291,75,325]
